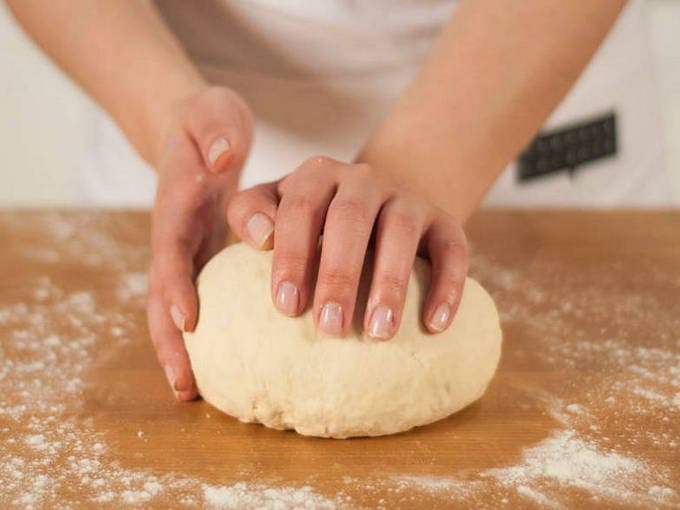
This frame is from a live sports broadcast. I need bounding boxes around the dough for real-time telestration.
[184,243,502,438]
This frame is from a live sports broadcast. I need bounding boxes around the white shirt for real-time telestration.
[77,0,671,207]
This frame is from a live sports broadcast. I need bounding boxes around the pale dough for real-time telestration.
[184,243,502,438]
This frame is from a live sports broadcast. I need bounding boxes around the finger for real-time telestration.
[149,243,199,398]
[148,266,198,401]
[195,170,238,268]
[152,193,203,334]
[162,249,199,334]
[313,167,385,336]
[227,182,279,250]
[183,87,253,174]
[270,165,337,317]
[149,190,202,399]
[363,197,426,340]
[422,217,469,334]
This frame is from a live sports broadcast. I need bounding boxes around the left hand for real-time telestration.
[147,86,253,400]
[227,156,469,340]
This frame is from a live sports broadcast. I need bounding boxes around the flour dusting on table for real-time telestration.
[0,212,678,509]
[0,213,346,509]
[346,253,679,508]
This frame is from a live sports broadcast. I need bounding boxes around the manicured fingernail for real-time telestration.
[276,281,299,316]
[207,137,230,169]
[170,305,186,332]
[368,305,394,340]
[164,364,177,392]
[320,302,343,336]
[430,303,451,332]
[247,213,274,248]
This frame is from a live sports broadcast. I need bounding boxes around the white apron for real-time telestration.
[77,0,671,207]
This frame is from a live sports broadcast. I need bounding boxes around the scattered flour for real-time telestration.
[1,214,678,509]
[516,485,555,508]
[117,272,148,302]
[391,475,482,498]
[203,483,342,510]
[371,427,675,509]
[465,253,680,508]
[482,430,654,505]
[0,213,347,509]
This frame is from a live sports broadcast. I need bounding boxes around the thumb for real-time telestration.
[183,87,254,174]
[227,181,279,250]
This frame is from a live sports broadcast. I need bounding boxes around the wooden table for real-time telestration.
[0,210,678,509]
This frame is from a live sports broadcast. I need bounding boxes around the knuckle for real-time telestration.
[178,182,207,212]
[438,239,463,261]
[274,251,309,278]
[376,272,408,296]
[329,197,371,226]
[319,267,357,293]
[386,210,420,236]
[284,194,317,217]
[303,154,336,168]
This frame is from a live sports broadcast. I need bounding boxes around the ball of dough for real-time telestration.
[184,243,502,438]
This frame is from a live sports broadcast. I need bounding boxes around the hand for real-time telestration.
[227,156,468,340]
[147,86,253,400]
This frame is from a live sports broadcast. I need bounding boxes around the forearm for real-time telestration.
[6,0,205,165]
[355,0,626,222]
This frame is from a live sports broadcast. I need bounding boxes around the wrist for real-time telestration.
[354,145,472,225]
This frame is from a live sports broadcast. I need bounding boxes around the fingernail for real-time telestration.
[276,281,299,316]
[170,305,186,332]
[319,302,343,336]
[207,137,231,168]
[247,213,274,248]
[368,305,394,340]
[430,302,451,332]
[164,364,177,392]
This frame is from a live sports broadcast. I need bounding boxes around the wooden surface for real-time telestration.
[0,210,678,509]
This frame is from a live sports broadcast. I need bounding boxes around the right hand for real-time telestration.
[227,157,469,341]
[147,86,254,400]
